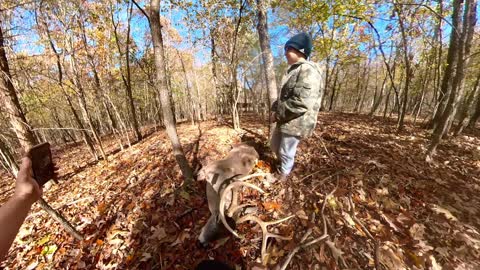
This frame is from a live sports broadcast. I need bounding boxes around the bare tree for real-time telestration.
[394,1,413,132]
[254,0,278,136]
[111,0,142,141]
[133,0,194,184]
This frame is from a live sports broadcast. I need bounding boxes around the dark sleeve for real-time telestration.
[271,100,278,111]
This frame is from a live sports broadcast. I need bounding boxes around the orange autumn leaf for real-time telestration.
[126,202,135,211]
[263,201,281,211]
[97,203,107,213]
[126,255,134,264]
[96,239,104,246]
[256,160,271,171]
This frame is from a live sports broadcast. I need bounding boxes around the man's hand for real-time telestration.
[13,157,42,204]
[270,112,278,123]
[0,157,43,262]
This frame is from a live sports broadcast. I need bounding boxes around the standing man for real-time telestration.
[270,32,324,181]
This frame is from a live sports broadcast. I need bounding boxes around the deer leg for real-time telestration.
[198,214,220,246]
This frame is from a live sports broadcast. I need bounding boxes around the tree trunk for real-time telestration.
[427,0,476,159]
[146,0,193,183]
[369,71,387,116]
[430,0,462,130]
[78,18,119,135]
[358,60,372,113]
[177,49,197,124]
[329,66,340,111]
[69,48,107,160]
[64,92,98,159]
[394,2,413,132]
[0,26,37,151]
[467,88,480,128]
[454,72,480,135]
[0,139,18,176]
[210,29,220,117]
[228,0,245,130]
[255,0,278,136]
[112,0,142,141]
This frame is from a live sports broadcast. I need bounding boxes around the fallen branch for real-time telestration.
[318,135,332,158]
[348,196,380,270]
[278,180,339,270]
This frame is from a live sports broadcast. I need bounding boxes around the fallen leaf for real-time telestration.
[431,205,458,221]
[375,187,389,196]
[213,236,230,249]
[108,238,124,245]
[325,240,344,265]
[150,226,167,241]
[295,210,308,220]
[170,230,190,247]
[428,255,442,270]
[179,190,190,200]
[37,235,50,246]
[342,212,356,227]
[263,201,281,211]
[140,252,152,262]
[97,202,107,214]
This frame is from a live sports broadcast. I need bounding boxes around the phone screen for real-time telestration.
[27,143,55,186]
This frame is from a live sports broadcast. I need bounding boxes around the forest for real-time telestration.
[0,0,479,269]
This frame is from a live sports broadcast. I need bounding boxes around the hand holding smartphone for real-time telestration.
[26,142,57,186]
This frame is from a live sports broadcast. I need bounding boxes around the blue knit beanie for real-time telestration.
[285,32,313,58]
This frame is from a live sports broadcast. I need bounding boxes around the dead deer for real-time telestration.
[197,143,259,246]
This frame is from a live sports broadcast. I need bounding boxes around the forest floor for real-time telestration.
[0,112,479,270]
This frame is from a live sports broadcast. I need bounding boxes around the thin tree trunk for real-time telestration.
[177,49,197,124]
[111,0,142,141]
[329,66,340,111]
[0,27,37,150]
[139,0,193,183]
[358,60,372,113]
[454,72,480,135]
[78,18,119,135]
[255,0,278,136]
[430,0,462,130]
[467,88,480,128]
[228,0,246,130]
[394,2,413,132]
[69,46,107,160]
[369,71,387,116]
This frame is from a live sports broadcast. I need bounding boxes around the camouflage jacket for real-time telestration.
[273,59,324,138]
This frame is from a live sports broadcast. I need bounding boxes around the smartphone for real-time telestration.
[26,142,56,186]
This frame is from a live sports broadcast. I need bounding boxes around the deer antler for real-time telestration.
[219,180,265,237]
[219,173,294,263]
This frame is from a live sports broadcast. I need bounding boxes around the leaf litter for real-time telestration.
[0,112,479,269]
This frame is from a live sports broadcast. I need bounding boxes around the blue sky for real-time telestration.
[5,1,458,67]
[6,0,291,66]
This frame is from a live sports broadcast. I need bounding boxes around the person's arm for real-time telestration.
[276,64,320,122]
[0,157,42,261]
